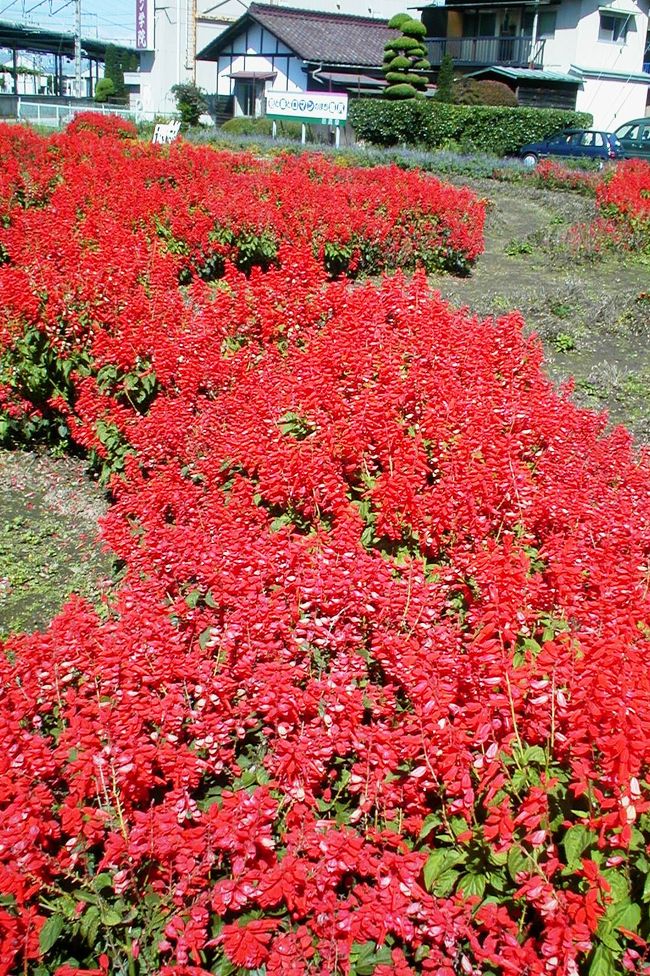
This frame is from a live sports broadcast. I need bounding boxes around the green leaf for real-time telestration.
[563,824,595,868]
[92,873,113,892]
[589,944,617,976]
[423,848,464,890]
[458,872,486,900]
[522,745,546,764]
[419,813,441,840]
[642,872,650,903]
[39,914,65,954]
[601,868,629,904]
[80,905,101,944]
[507,844,529,881]
[100,907,122,926]
[432,868,460,897]
[610,901,640,933]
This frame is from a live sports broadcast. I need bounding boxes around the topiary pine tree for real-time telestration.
[435,52,455,102]
[94,77,116,103]
[383,13,431,100]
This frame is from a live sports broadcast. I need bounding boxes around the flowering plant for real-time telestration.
[1,124,650,976]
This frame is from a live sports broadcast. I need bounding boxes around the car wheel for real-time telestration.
[522,153,538,168]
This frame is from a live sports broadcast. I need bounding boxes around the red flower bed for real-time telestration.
[597,159,650,219]
[1,122,650,976]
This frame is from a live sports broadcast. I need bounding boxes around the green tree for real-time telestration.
[171,82,208,128]
[383,14,431,100]
[435,53,455,102]
[94,77,116,103]
[104,44,126,102]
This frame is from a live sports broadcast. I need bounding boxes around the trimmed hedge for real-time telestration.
[349,98,593,155]
[220,116,303,139]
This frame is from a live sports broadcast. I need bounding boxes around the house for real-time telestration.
[133,0,403,118]
[418,0,650,128]
[197,3,397,119]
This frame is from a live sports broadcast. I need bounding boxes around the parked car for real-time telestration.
[518,129,624,167]
[614,117,650,160]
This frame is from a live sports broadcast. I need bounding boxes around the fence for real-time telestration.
[13,99,173,128]
[425,35,544,68]
[16,99,133,128]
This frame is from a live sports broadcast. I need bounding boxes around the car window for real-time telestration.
[641,126,650,142]
[617,123,640,139]
[592,133,604,147]
[579,133,595,147]
[548,133,571,145]
[565,133,581,145]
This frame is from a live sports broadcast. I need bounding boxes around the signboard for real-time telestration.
[266,91,348,127]
[136,0,148,50]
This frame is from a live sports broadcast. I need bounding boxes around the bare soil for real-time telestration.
[428,178,650,442]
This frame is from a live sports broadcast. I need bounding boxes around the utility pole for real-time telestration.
[74,0,82,98]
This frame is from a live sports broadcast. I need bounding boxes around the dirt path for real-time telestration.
[0,451,113,638]
[428,178,650,442]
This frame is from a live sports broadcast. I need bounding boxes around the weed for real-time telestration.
[551,332,577,353]
[505,239,534,256]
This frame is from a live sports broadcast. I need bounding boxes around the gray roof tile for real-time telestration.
[201,3,398,67]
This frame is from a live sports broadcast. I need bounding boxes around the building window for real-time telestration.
[462,11,497,36]
[538,11,557,37]
[599,12,635,42]
[522,11,557,38]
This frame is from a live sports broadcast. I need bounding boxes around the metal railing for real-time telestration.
[425,35,545,67]
[17,99,133,128]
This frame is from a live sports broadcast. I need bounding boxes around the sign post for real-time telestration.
[265,91,348,145]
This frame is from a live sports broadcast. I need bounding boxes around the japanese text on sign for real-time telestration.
[136,0,148,49]
[265,91,348,125]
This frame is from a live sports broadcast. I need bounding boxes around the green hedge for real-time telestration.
[220,117,303,139]
[348,99,593,155]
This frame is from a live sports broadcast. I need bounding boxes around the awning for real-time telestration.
[317,70,387,87]
[598,4,637,15]
[228,71,277,80]
[468,65,579,83]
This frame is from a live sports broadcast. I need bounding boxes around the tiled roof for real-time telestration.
[198,3,398,67]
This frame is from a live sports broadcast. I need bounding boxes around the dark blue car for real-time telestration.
[519,129,625,167]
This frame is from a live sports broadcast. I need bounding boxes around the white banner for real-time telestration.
[266,91,348,125]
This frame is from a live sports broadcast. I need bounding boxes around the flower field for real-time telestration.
[1,117,650,976]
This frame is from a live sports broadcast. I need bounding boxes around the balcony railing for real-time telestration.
[425,35,545,68]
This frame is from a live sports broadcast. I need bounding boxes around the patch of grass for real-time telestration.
[615,372,650,403]
[549,301,573,320]
[505,238,534,256]
[0,479,114,637]
[551,332,577,353]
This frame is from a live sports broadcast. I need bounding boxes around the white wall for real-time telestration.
[538,0,649,129]
[135,0,405,115]
[543,0,649,74]
[214,22,309,106]
[577,76,649,127]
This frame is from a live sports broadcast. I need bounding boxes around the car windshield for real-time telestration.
[616,123,640,139]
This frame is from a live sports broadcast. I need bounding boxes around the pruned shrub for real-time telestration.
[476,79,519,106]
[350,98,593,155]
